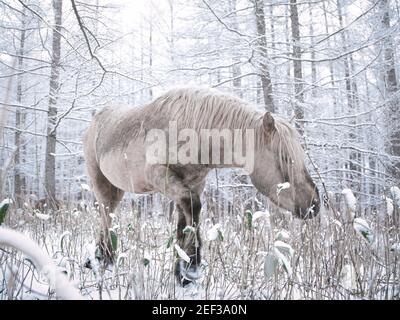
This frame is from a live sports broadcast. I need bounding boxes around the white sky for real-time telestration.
[116,0,171,32]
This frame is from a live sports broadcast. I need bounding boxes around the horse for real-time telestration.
[82,87,320,285]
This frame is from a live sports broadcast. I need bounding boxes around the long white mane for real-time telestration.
[147,87,306,181]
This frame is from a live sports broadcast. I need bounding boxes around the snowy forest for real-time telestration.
[0,0,399,300]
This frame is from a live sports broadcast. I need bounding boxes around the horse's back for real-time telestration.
[83,105,118,143]
[84,105,136,156]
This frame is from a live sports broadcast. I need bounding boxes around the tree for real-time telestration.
[229,0,242,97]
[379,0,400,182]
[290,0,304,134]
[336,0,361,190]
[308,3,317,97]
[44,0,63,207]
[14,7,27,203]
[251,0,275,112]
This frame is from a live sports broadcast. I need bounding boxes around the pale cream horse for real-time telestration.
[83,87,320,285]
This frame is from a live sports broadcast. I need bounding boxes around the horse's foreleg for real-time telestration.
[175,202,202,285]
[146,165,202,285]
[87,164,124,266]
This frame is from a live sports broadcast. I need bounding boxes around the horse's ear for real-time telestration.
[263,111,275,132]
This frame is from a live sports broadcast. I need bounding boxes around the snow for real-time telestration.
[0,0,399,301]
[84,242,102,281]
[174,244,190,263]
[178,260,203,281]
[389,186,400,207]
[340,262,357,291]
[0,228,82,300]
[276,182,291,196]
[390,243,400,253]
[275,229,290,241]
[35,213,51,221]
[382,196,394,216]
[116,253,128,268]
[206,223,223,241]
[59,231,71,251]
[272,247,292,277]
[80,183,91,192]
[264,251,279,280]
[353,218,374,244]
[341,189,357,219]
[1,203,398,300]
[183,225,196,234]
[274,240,294,257]
[252,210,270,223]
[0,199,13,207]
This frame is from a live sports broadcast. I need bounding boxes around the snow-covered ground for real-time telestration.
[1,191,399,300]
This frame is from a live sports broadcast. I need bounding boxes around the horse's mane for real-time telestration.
[149,87,261,130]
[146,87,305,181]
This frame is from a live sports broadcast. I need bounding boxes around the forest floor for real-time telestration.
[0,194,399,300]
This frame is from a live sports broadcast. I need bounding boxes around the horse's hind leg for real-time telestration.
[86,163,124,266]
[146,165,202,286]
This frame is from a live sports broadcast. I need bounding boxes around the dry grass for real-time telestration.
[0,189,399,300]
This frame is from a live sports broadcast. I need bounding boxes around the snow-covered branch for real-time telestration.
[0,227,83,300]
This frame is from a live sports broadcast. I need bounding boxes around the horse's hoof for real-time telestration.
[84,243,114,270]
[180,277,194,287]
[84,258,92,269]
[175,260,202,286]
[84,256,114,271]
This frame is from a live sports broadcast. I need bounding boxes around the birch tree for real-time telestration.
[44,0,63,207]
[14,7,27,203]
[290,0,304,134]
[251,0,275,112]
[379,0,400,182]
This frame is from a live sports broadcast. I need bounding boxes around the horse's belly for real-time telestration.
[99,152,149,194]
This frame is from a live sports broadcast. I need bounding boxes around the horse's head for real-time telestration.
[250,112,320,219]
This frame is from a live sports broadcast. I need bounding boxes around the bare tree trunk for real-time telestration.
[269,2,275,53]
[269,1,277,98]
[140,21,144,101]
[230,0,242,97]
[252,0,275,112]
[322,0,344,187]
[91,0,99,88]
[290,0,304,134]
[322,0,337,108]
[44,0,63,207]
[130,32,135,105]
[149,16,153,100]
[308,3,317,97]
[14,8,27,203]
[337,0,352,185]
[349,51,362,190]
[337,0,353,111]
[0,56,17,197]
[337,0,361,188]
[168,0,175,65]
[285,5,291,110]
[380,0,400,181]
